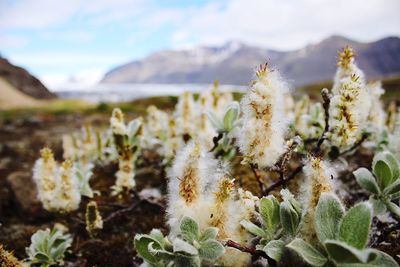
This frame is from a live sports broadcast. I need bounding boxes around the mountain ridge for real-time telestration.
[0,56,55,99]
[101,35,400,86]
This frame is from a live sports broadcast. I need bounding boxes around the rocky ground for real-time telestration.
[0,109,399,266]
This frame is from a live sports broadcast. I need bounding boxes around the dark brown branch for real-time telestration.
[264,164,304,194]
[209,133,224,152]
[314,88,331,154]
[225,240,276,266]
[103,201,142,223]
[250,163,265,194]
[337,132,369,157]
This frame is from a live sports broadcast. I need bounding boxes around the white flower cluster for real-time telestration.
[237,64,289,168]
[142,85,235,161]
[294,95,326,140]
[167,142,257,266]
[299,156,335,243]
[110,108,143,195]
[328,47,371,149]
[366,81,386,131]
[33,147,81,212]
[62,125,98,164]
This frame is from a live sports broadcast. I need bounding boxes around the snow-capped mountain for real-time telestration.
[101,36,400,86]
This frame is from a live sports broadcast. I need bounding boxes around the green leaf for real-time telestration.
[386,202,400,218]
[198,240,225,261]
[180,216,200,243]
[223,102,240,131]
[373,160,392,189]
[205,110,224,132]
[150,229,165,248]
[315,193,345,243]
[391,191,400,200]
[286,238,328,267]
[280,201,299,237]
[377,151,400,179]
[134,234,163,265]
[173,238,198,256]
[339,202,372,249]
[280,189,302,216]
[259,195,280,231]
[368,197,387,215]
[262,240,285,262]
[148,242,174,262]
[384,179,400,195]
[200,227,219,241]
[174,254,201,267]
[336,250,399,267]
[127,119,142,137]
[324,240,378,264]
[354,168,380,194]
[240,220,267,238]
[372,151,399,189]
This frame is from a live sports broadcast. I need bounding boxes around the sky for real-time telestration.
[0,0,399,89]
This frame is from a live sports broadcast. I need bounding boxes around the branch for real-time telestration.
[225,240,276,266]
[250,163,265,194]
[209,132,224,152]
[264,164,304,194]
[103,201,142,223]
[314,88,331,154]
[337,132,369,157]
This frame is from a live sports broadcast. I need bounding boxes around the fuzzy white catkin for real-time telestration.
[366,81,386,131]
[111,155,136,195]
[197,90,218,149]
[329,48,371,149]
[217,188,257,267]
[33,148,82,212]
[174,91,197,138]
[33,148,58,211]
[56,160,81,212]
[166,141,218,236]
[332,47,365,94]
[145,105,169,143]
[110,108,127,136]
[299,157,334,243]
[237,65,289,168]
[328,75,370,149]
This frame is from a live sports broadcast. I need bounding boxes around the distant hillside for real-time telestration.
[0,56,55,99]
[102,36,400,86]
[0,77,41,109]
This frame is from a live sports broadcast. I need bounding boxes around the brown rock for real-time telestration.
[6,171,41,213]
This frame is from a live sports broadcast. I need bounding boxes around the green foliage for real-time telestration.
[242,189,302,261]
[354,150,400,218]
[315,193,344,242]
[286,192,398,267]
[26,228,72,267]
[206,102,240,134]
[134,217,224,267]
[338,203,372,249]
[286,238,327,267]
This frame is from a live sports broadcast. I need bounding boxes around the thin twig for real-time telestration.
[250,163,265,194]
[264,164,304,194]
[225,240,276,266]
[103,201,142,223]
[314,88,331,154]
[209,133,223,152]
[337,132,369,157]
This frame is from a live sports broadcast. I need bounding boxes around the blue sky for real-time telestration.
[0,0,399,89]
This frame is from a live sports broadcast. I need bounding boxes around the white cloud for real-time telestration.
[8,52,127,67]
[168,0,400,50]
[0,34,28,48]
